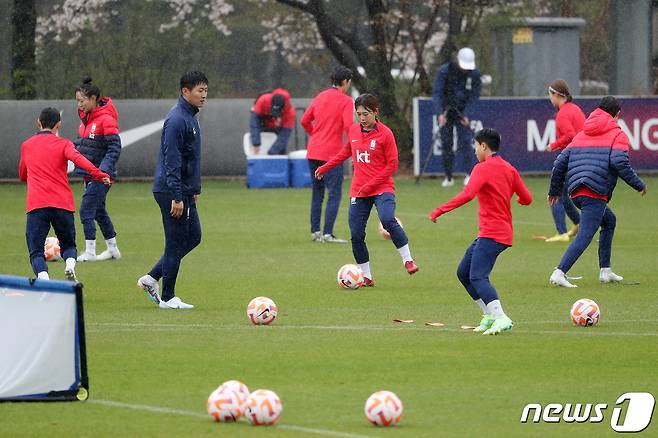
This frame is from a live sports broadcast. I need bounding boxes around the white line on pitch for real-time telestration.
[89,322,658,337]
[89,399,375,438]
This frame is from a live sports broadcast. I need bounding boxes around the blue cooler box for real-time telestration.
[288,150,311,188]
[246,156,289,188]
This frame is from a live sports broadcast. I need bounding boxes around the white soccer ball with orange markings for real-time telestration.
[337,264,364,289]
[245,389,283,426]
[207,388,245,422]
[570,298,600,326]
[364,390,403,426]
[44,236,62,262]
[378,217,403,239]
[217,380,250,404]
[247,297,278,325]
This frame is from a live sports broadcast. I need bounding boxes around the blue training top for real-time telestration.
[152,95,202,201]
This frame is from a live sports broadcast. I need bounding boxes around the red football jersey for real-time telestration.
[19,132,108,213]
[318,121,398,198]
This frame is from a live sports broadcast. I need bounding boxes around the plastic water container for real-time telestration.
[288,150,311,188]
[243,133,289,188]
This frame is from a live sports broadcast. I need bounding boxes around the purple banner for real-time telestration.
[413,97,658,175]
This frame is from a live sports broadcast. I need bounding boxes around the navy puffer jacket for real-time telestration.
[549,108,645,201]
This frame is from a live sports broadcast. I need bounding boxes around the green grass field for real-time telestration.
[0,176,656,437]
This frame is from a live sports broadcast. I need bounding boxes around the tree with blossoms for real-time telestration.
[260,0,495,154]
[29,0,486,152]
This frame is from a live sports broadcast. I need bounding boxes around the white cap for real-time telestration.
[457,47,476,70]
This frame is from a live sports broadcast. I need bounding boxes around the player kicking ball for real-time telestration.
[19,108,111,281]
[547,96,647,288]
[315,94,418,285]
[429,128,532,335]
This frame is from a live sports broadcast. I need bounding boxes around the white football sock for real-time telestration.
[37,271,49,280]
[486,299,506,318]
[397,244,413,263]
[65,258,76,271]
[106,237,118,249]
[475,299,488,314]
[358,262,372,279]
[143,274,157,284]
[85,240,96,254]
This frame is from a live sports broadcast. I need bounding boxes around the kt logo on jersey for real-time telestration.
[356,150,371,163]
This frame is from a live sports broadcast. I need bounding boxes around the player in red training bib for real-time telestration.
[315,94,418,286]
[429,128,532,335]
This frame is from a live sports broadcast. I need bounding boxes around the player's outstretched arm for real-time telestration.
[316,141,351,180]
[610,149,646,194]
[429,166,482,221]
[64,140,111,184]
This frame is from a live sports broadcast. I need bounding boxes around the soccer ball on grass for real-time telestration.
[570,298,600,326]
[247,297,278,325]
[364,390,403,426]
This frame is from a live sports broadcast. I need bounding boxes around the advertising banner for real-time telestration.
[414,97,658,175]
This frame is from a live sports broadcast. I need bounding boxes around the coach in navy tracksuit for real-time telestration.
[432,47,481,187]
[137,71,208,309]
[548,96,647,288]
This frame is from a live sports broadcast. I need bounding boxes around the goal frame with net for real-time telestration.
[0,275,89,402]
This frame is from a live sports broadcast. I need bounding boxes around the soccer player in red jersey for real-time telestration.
[19,108,111,281]
[545,79,584,242]
[315,94,418,286]
[301,66,354,243]
[429,128,532,335]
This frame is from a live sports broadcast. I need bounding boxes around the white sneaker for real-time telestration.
[77,252,97,262]
[97,248,122,260]
[137,275,160,305]
[64,267,77,282]
[463,174,470,186]
[600,268,623,283]
[322,234,348,244]
[549,268,577,288]
[441,177,454,187]
[311,231,322,242]
[159,297,194,309]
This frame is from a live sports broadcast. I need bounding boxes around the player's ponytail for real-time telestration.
[76,76,101,100]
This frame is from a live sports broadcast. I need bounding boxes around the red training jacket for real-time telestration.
[301,87,354,161]
[548,101,585,151]
[430,154,532,246]
[19,131,109,213]
[317,122,398,197]
[77,96,120,138]
[252,88,296,129]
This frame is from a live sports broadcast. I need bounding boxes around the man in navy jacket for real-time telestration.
[548,96,647,288]
[432,47,481,187]
[137,71,208,309]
